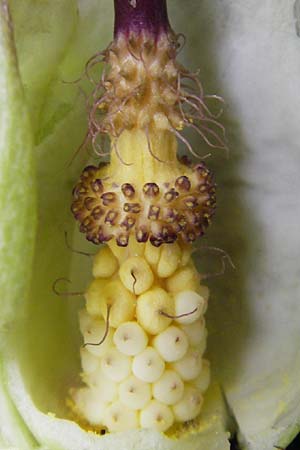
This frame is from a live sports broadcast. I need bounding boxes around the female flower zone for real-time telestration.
[70,0,226,434]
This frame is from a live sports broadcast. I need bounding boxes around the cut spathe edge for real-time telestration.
[224,353,300,450]
[0,357,37,449]
[3,358,231,450]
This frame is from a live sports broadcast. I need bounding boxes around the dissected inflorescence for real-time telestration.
[70,0,225,436]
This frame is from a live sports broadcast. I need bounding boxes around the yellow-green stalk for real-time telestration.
[70,0,225,435]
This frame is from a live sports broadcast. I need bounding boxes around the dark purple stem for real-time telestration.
[114,0,170,37]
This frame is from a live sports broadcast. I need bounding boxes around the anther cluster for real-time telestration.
[71,240,210,433]
[71,161,216,247]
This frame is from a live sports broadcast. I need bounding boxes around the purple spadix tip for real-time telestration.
[114,0,170,37]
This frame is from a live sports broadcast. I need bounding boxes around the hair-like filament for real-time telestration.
[83,305,112,348]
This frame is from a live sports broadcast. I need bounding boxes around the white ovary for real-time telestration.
[192,359,211,393]
[100,348,131,382]
[171,348,202,381]
[80,347,100,374]
[173,290,204,324]
[81,369,118,403]
[152,370,184,405]
[140,400,174,432]
[73,387,109,425]
[119,256,154,294]
[113,321,148,356]
[103,401,139,432]
[172,385,203,422]
[119,375,151,410]
[80,311,114,358]
[132,347,165,383]
[180,318,206,346]
[153,326,188,362]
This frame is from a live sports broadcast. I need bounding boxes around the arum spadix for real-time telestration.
[0,1,300,449]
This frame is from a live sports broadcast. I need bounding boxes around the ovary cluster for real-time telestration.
[72,239,210,433]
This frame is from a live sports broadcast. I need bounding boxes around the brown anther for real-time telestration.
[143,183,160,197]
[98,228,113,243]
[81,165,97,178]
[179,155,192,167]
[87,234,99,244]
[123,202,141,213]
[73,184,87,199]
[195,164,209,179]
[175,176,191,191]
[121,183,135,198]
[194,162,206,172]
[177,216,187,230]
[185,231,196,242]
[101,192,116,205]
[166,235,177,244]
[79,223,87,233]
[148,205,160,220]
[83,217,92,227]
[150,236,163,247]
[198,184,208,193]
[116,233,129,247]
[91,179,103,193]
[183,196,198,208]
[120,216,136,230]
[91,206,104,220]
[164,208,178,223]
[105,210,118,225]
[84,197,97,211]
[71,201,81,218]
[136,227,149,242]
[164,189,179,202]
[161,227,177,243]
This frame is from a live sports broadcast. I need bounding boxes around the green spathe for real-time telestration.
[0,1,299,449]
